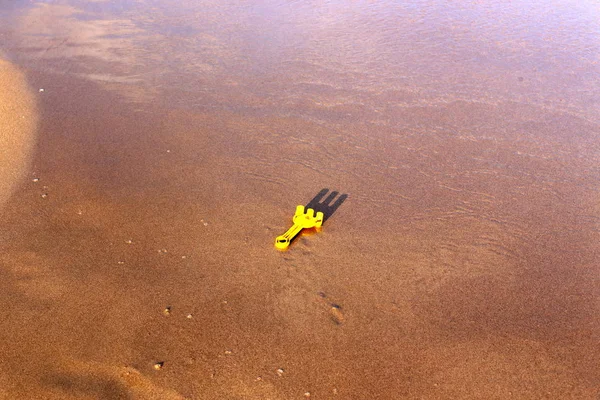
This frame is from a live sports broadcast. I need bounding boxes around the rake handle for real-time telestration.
[275,223,304,250]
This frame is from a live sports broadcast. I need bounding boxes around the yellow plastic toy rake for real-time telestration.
[275,205,324,250]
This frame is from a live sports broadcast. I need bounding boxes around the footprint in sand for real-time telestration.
[316,292,346,325]
[44,360,185,400]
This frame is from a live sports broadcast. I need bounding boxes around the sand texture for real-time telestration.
[0,58,37,210]
[0,0,599,399]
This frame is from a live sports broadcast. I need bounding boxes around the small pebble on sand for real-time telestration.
[224,350,232,355]
[40,193,48,199]
[330,305,345,325]
[32,177,39,182]
[304,392,311,398]
[186,314,193,319]
[163,306,171,316]
[125,239,133,244]
[153,362,164,370]
[38,88,44,92]
[276,368,284,376]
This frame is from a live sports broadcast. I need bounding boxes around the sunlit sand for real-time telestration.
[0,1,598,398]
[0,58,37,210]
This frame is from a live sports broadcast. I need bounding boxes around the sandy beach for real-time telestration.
[0,1,599,399]
[0,57,37,211]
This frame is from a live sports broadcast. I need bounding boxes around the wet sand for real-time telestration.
[0,1,599,399]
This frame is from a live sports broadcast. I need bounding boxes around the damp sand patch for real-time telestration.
[0,58,38,210]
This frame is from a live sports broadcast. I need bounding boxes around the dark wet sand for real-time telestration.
[1,1,599,399]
